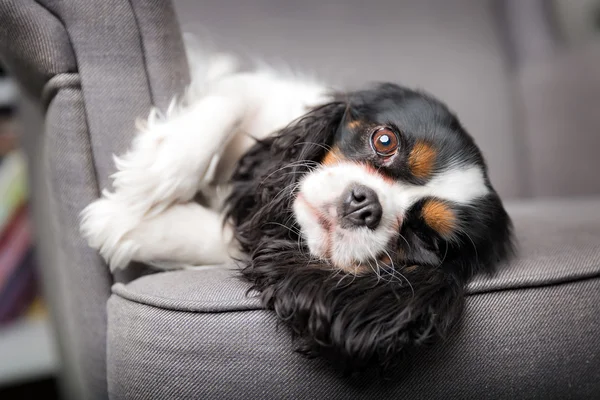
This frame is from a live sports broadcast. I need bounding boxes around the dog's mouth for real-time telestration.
[295,193,334,230]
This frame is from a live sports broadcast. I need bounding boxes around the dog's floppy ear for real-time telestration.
[303,266,465,373]
[226,101,347,253]
[240,241,466,373]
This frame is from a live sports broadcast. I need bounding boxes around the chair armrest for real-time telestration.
[0,1,190,399]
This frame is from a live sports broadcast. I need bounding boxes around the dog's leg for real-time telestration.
[109,202,238,269]
[80,94,246,270]
[110,94,245,212]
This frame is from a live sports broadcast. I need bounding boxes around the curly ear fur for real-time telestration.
[247,243,465,373]
[226,101,347,252]
[225,101,467,372]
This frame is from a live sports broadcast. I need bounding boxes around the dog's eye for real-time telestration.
[370,127,399,156]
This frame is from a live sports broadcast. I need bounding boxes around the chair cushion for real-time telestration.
[107,197,600,399]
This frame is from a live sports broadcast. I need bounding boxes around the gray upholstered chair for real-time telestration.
[1,1,599,399]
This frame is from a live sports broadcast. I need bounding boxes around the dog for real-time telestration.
[80,51,514,372]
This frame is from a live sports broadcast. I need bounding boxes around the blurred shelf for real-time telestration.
[0,78,17,109]
[0,317,59,386]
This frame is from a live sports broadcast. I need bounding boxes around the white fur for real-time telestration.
[80,51,329,271]
[294,163,488,269]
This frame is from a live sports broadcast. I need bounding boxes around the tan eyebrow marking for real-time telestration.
[347,120,362,130]
[408,140,437,179]
[421,199,456,237]
[321,145,345,166]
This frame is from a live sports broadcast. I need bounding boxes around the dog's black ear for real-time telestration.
[248,249,467,373]
[225,101,347,254]
[317,267,465,373]
[400,192,515,282]
[446,193,516,279]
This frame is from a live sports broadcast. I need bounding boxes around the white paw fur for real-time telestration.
[80,195,143,270]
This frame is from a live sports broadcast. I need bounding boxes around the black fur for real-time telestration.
[225,84,514,373]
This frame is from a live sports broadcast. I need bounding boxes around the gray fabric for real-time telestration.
[469,197,600,292]
[41,73,81,108]
[108,279,600,399]
[45,88,113,399]
[0,0,76,98]
[107,198,600,399]
[174,0,523,199]
[518,42,600,197]
[0,1,190,398]
[128,0,191,109]
[18,96,83,399]
[113,266,261,312]
[37,0,190,190]
[500,0,558,66]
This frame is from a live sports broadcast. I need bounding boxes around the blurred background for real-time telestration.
[1,0,599,398]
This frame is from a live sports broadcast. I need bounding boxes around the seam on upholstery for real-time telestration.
[113,296,264,314]
[467,268,600,296]
[472,263,600,285]
[41,72,81,108]
[111,283,263,313]
[112,271,600,313]
[125,0,155,108]
[33,0,102,199]
[111,295,265,316]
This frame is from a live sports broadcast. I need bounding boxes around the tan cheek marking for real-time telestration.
[336,264,370,275]
[379,254,392,266]
[408,141,437,179]
[321,146,345,166]
[421,199,456,237]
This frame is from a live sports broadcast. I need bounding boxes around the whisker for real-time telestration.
[437,241,449,268]
[461,231,480,266]
[331,266,345,280]
[384,250,415,298]
[292,141,333,154]
[264,221,301,236]
[259,160,319,186]
[296,232,308,259]
[377,252,404,286]
[335,267,358,288]
[268,181,302,206]
[365,248,383,284]
[397,233,411,252]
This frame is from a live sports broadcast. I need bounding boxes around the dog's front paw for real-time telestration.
[80,195,143,271]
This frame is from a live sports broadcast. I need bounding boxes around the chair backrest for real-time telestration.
[504,0,600,197]
[174,0,600,199]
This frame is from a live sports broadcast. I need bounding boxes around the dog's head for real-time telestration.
[226,83,514,372]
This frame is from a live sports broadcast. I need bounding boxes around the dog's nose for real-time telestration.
[340,184,382,230]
